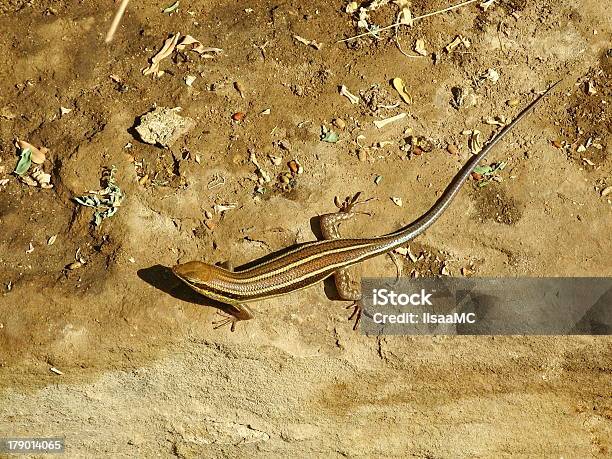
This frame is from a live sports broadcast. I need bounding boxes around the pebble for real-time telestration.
[507,99,520,107]
[232,112,246,121]
[288,159,303,174]
[447,144,459,155]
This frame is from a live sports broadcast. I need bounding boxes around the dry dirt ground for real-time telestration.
[0,0,611,457]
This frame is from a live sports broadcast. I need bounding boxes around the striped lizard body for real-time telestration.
[173,82,559,330]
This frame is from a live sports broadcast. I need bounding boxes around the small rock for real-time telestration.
[278,140,292,151]
[232,112,246,122]
[333,118,346,130]
[135,107,195,148]
[447,144,459,155]
[288,159,303,174]
[507,98,520,107]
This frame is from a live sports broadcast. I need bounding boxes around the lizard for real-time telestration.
[172,82,559,331]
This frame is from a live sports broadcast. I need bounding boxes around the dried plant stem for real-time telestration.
[338,0,480,43]
[105,0,130,43]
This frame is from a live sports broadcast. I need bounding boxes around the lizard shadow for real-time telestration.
[137,265,235,317]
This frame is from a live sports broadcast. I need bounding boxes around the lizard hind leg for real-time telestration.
[320,199,366,330]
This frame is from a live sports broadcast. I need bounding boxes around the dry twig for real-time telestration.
[105,0,130,43]
[338,0,480,43]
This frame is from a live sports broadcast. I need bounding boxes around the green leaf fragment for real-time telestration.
[473,161,508,190]
[321,126,339,143]
[73,165,125,226]
[14,148,32,176]
[473,165,493,175]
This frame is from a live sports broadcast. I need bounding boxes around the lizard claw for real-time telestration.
[212,310,238,332]
[345,300,363,330]
[334,192,375,214]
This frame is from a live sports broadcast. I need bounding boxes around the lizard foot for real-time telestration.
[212,310,239,332]
[345,300,363,331]
[334,192,375,215]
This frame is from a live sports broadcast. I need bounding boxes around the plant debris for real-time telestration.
[471,161,506,187]
[374,113,407,129]
[143,33,222,78]
[445,35,471,53]
[402,135,433,156]
[293,35,322,50]
[162,1,180,14]
[361,84,399,114]
[73,166,124,226]
[479,0,497,11]
[339,85,360,104]
[249,151,271,185]
[321,126,340,143]
[14,148,32,176]
[479,68,500,84]
[414,39,427,56]
[391,77,412,104]
[213,203,237,214]
[463,129,483,154]
[13,140,53,188]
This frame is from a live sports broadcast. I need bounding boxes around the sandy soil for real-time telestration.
[0,0,611,457]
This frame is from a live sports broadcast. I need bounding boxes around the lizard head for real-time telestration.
[172,261,219,286]
[172,261,238,303]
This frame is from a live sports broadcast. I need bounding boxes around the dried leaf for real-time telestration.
[162,0,180,13]
[414,39,427,56]
[293,35,322,50]
[479,0,496,11]
[143,33,181,77]
[17,140,46,164]
[391,77,412,104]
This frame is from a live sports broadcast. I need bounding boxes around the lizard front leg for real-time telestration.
[212,303,255,332]
[210,261,254,331]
